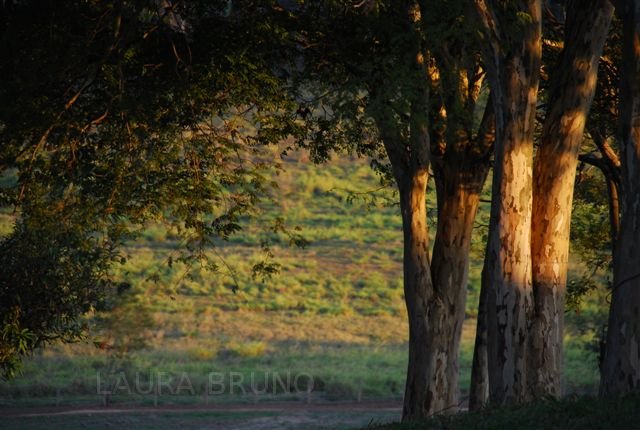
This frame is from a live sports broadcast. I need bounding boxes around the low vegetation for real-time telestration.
[372,394,640,430]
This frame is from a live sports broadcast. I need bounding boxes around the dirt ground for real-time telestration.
[0,401,402,430]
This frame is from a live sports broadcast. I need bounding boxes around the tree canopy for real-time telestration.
[0,0,305,377]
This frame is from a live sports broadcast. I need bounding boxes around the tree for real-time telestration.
[1,3,495,412]
[600,0,640,396]
[470,0,614,405]
[473,0,542,404]
[0,0,304,377]
[364,5,436,419]
[291,1,498,417]
[427,2,495,413]
[529,0,613,397]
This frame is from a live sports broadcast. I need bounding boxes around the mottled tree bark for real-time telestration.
[376,109,434,419]
[423,42,495,410]
[372,6,440,415]
[430,154,492,413]
[600,0,640,397]
[379,38,493,422]
[473,0,542,404]
[530,0,613,397]
[396,164,435,419]
[375,2,495,417]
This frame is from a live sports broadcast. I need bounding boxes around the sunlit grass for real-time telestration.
[0,150,605,406]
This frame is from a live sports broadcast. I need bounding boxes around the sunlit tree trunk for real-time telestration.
[380,98,443,419]
[530,0,613,397]
[371,1,496,416]
[372,7,441,414]
[430,156,491,413]
[396,162,435,419]
[473,0,541,404]
[431,96,494,413]
[373,1,491,418]
[600,0,640,396]
[397,118,492,418]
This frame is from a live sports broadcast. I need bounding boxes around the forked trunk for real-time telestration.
[430,160,490,413]
[530,0,613,397]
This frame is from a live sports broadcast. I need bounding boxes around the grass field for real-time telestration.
[0,150,610,427]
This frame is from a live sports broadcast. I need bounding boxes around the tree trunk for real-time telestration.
[469,258,490,410]
[374,26,437,415]
[430,158,490,413]
[474,0,542,404]
[486,81,536,404]
[605,175,621,253]
[426,76,494,410]
[465,101,496,412]
[600,0,640,396]
[530,0,613,397]
[374,2,476,418]
[396,166,437,420]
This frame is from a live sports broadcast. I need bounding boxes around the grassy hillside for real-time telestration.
[0,149,608,406]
